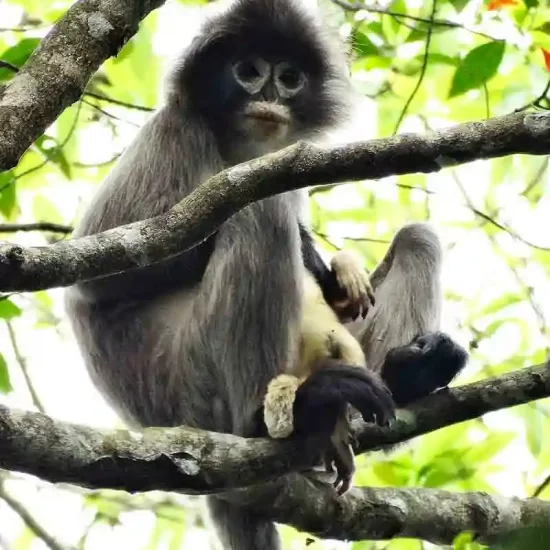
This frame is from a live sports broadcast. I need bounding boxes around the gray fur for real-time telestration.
[348,222,443,373]
[64,0,444,547]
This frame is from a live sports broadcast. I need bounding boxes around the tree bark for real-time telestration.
[2,111,550,293]
[0,0,165,170]
[1,363,549,544]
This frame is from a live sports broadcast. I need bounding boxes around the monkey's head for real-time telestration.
[169,0,351,162]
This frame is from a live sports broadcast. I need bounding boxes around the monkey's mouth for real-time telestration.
[244,101,290,126]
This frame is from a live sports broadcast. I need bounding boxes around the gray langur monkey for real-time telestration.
[64,0,468,549]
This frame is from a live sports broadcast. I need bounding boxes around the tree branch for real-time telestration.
[0,474,67,550]
[0,0,165,170]
[1,111,550,293]
[0,223,73,234]
[1,363,549,543]
[354,362,550,453]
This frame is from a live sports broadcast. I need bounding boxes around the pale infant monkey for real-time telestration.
[264,249,382,494]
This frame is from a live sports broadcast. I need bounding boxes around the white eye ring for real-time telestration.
[275,62,305,97]
[232,58,270,93]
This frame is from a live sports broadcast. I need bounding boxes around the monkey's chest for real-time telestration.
[211,199,303,315]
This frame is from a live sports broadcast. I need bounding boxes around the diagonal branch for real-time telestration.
[0,362,549,544]
[0,0,165,170]
[1,111,550,293]
[0,474,67,550]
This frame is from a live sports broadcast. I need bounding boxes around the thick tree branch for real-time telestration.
[355,361,550,453]
[1,363,549,543]
[245,477,550,545]
[1,111,550,293]
[0,0,165,170]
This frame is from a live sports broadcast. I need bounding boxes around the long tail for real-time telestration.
[207,496,280,550]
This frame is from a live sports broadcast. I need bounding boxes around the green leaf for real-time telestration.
[449,42,506,98]
[406,25,452,44]
[352,31,379,57]
[0,38,41,81]
[524,0,539,8]
[522,407,546,457]
[0,298,22,319]
[464,432,515,463]
[534,22,550,34]
[0,172,17,218]
[372,462,410,486]
[449,0,471,11]
[453,531,484,550]
[34,135,72,179]
[0,353,12,394]
[477,292,523,316]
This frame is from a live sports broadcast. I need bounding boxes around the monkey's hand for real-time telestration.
[330,250,374,321]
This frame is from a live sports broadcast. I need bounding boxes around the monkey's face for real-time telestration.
[174,0,351,162]
[229,57,304,147]
[199,51,338,161]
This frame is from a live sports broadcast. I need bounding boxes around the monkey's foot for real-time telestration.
[381,331,469,407]
[323,438,355,496]
[330,250,374,320]
[293,362,395,438]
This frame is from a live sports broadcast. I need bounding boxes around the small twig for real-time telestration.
[82,98,140,127]
[84,91,154,112]
[533,474,550,497]
[313,230,390,245]
[515,79,550,112]
[393,0,437,134]
[0,477,66,550]
[0,61,19,73]
[0,223,73,234]
[73,154,120,168]
[0,101,82,195]
[5,321,46,412]
[331,0,500,41]
[467,207,550,252]
[521,157,548,197]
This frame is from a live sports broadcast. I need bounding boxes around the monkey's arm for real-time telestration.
[299,223,372,319]
[74,236,217,304]
[299,222,335,292]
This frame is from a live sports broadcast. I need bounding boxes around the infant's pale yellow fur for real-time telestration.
[265,248,372,437]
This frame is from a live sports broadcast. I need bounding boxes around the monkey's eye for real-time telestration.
[275,63,305,96]
[279,67,302,88]
[234,59,263,82]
